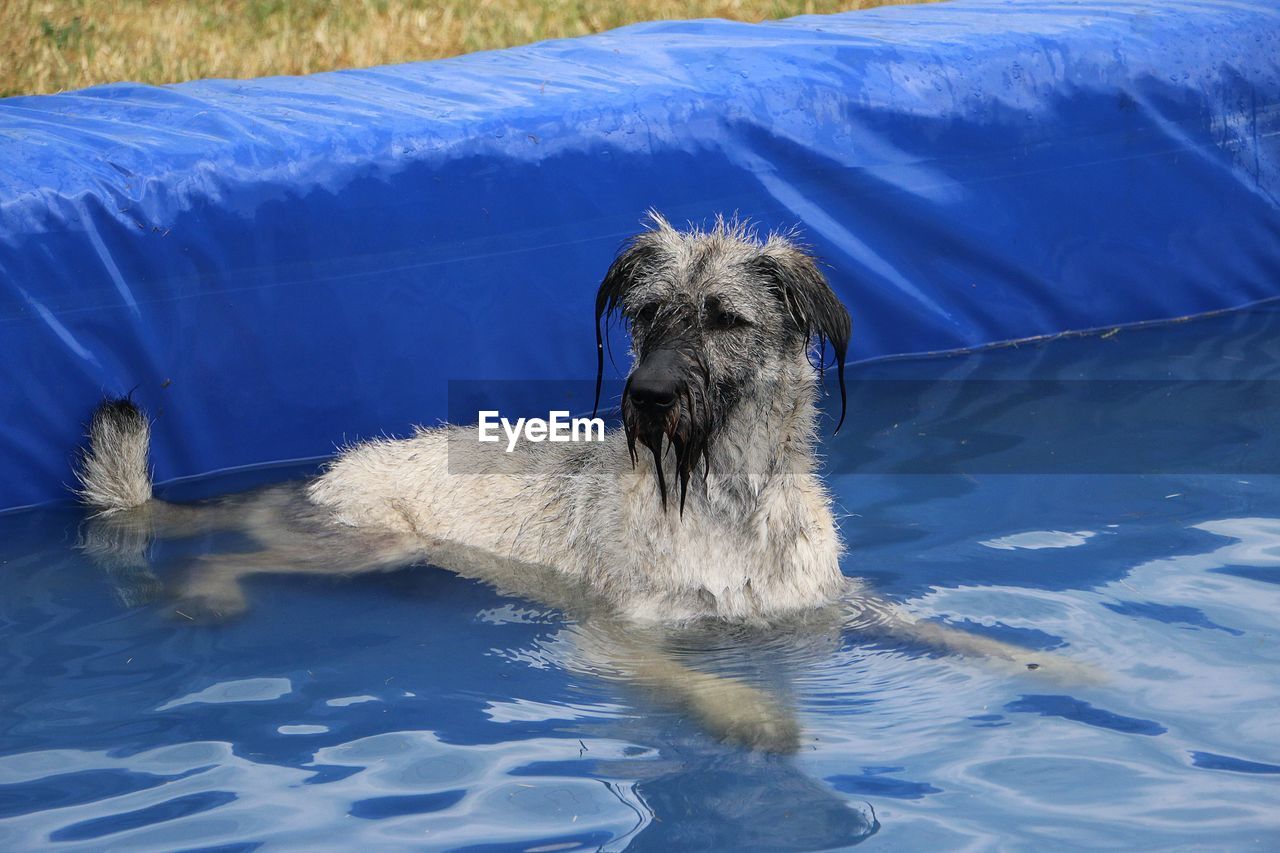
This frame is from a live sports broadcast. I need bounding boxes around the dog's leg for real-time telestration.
[79,498,259,607]
[168,554,255,620]
[630,647,802,753]
[168,550,332,622]
[167,527,426,621]
[390,539,805,753]
[843,590,1102,683]
[577,622,802,754]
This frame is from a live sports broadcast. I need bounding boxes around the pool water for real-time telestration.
[3,306,1280,850]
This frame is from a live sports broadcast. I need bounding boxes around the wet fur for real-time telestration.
[75,214,1082,752]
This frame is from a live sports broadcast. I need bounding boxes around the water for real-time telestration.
[4,306,1280,850]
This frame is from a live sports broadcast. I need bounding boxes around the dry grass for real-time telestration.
[4,0,931,98]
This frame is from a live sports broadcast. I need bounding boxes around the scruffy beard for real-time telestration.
[621,377,717,515]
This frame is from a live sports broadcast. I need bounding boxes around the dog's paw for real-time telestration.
[714,703,802,754]
[1012,654,1107,686]
[685,676,802,754]
[167,557,249,623]
[167,593,246,624]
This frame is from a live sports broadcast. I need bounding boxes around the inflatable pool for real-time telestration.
[3,2,1280,848]
[2,0,1278,513]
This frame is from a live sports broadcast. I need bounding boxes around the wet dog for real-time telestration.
[77,214,1071,751]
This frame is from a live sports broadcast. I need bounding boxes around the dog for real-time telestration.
[76,213,1074,752]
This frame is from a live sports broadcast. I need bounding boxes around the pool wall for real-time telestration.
[2,0,1279,511]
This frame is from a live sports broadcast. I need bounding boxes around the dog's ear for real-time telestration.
[753,239,852,432]
[594,232,663,417]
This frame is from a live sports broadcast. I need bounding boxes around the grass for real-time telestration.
[3,0,931,98]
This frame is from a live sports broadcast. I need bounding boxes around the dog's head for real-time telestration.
[594,213,851,512]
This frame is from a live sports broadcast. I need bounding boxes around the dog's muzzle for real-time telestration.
[622,345,713,515]
[627,348,682,414]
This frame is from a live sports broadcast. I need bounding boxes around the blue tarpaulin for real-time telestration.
[2,0,1279,512]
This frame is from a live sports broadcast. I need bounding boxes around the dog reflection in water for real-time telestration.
[77,215,1083,754]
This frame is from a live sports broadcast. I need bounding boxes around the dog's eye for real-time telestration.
[706,307,746,330]
[631,302,660,326]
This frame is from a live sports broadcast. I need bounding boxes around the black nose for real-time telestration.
[629,378,678,410]
[628,350,682,411]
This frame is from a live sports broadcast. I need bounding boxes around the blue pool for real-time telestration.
[2,305,1279,850]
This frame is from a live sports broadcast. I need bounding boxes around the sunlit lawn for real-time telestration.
[4,0,933,97]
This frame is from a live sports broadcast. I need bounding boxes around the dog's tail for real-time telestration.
[76,397,154,514]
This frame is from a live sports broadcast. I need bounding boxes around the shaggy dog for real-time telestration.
[77,214,1070,751]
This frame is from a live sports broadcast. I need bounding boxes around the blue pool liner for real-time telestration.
[1,0,1278,511]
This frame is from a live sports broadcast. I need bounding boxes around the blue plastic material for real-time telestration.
[2,0,1279,512]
